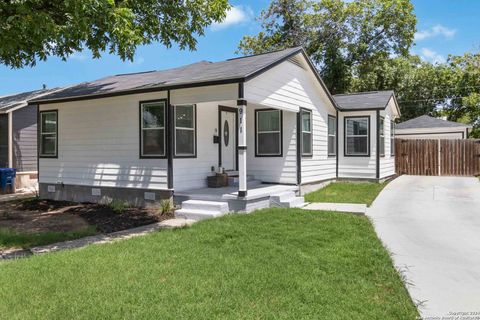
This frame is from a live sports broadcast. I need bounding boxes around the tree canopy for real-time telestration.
[0,0,230,68]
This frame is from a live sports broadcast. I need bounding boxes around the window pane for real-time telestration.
[176,129,194,155]
[302,132,312,154]
[258,132,280,154]
[328,117,336,135]
[347,137,368,155]
[380,136,385,155]
[143,103,164,129]
[258,111,280,132]
[175,105,194,128]
[143,129,164,155]
[302,111,311,132]
[42,112,57,133]
[347,118,368,136]
[328,136,336,155]
[380,118,384,133]
[41,134,56,155]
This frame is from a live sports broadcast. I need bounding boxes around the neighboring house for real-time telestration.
[333,91,400,180]
[28,47,399,216]
[396,115,471,139]
[0,89,59,188]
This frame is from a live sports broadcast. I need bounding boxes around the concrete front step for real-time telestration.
[175,199,230,221]
[270,191,306,208]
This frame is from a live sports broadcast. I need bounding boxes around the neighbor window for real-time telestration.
[39,110,57,157]
[345,116,369,156]
[390,121,395,156]
[301,109,312,156]
[175,105,196,157]
[328,115,336,156]
[379,117,385,156]
[141,100,166,157]
[256,109,282,156]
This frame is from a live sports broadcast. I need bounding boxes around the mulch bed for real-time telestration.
[1,199,174,234]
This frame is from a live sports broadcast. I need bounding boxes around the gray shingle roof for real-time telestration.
[396,115,470,129]
[333,91,395,110]
[30,47,305,104]
[0,89,59,112]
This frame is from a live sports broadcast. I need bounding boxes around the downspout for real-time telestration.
[296,110,301,186]
[376,110,380,180]
[335,109,339,179]
[167,90,174,190]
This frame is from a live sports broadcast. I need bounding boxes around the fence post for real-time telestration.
[438,139,441,176]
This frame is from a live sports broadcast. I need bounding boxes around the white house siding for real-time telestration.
[379,98,396,179]
[245,57,337,184]
[39,92,169,190]
[338,110,377,179]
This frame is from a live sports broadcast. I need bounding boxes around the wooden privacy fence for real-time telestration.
[395,139,480,176]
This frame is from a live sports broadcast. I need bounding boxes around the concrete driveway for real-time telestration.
[367,175,480,318]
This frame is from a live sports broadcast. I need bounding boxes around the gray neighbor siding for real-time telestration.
[12,105,38,172]
[0,114,7,168]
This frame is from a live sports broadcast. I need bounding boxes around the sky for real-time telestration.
[1,0,479,96]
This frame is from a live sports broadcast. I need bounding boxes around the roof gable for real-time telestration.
[0,89,59,113]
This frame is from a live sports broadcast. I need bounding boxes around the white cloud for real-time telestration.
[420,48,446,64]
[415,24,456,41]
[211,5,253,30]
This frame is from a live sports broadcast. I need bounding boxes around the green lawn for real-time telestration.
[0,208,416,319]
[305,182,388,206]
[0,227,96,250]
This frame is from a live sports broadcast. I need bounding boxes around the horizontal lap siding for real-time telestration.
[0,114,8,168]
[12,105,38,172]
[379,100,396,178]
[39,92,168,190]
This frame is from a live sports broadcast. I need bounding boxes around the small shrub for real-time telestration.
[159,199,173,215]
[108,199,129,214]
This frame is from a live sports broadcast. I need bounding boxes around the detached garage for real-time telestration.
[396,115,471,139]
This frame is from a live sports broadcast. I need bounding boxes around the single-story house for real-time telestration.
[396,115,471,139]
[29,47,400,218]
[0,89,58,188]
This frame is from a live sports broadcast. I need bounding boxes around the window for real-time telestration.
[328,115,336,156]
[141,100,166,157]
[256,109,282,156]
[301,109,312,156]
[390,121,395,156]
[175,105,196,157]
[379,117,385,156]
[345,116,369,156]
[39,110,57,157]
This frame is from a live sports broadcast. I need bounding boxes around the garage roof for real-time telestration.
[396,115,471,129]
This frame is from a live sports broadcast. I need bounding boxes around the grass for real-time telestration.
[0,208,417,319]
[305,182,388,206]
[0,227,97,250]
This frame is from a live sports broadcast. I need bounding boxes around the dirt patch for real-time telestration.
[0,198,174,234]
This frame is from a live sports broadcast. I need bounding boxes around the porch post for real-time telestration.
[237,83,247,197]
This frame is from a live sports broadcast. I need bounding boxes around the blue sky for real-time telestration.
[1,0,479,95]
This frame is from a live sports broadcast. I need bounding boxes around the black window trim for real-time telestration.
[327,114,337,157]
[39,109,58,159]
[379,116,385,157]
[254,108,283,157]
[300,108,313,157]
[344,115,371,157]
[139,99,167,159]
[174,104,197,159]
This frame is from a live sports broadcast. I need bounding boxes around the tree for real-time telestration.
[0,0,229,68]
[237,0,416,94]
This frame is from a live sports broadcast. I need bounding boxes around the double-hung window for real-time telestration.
[345,116,369,156]
[301,109,312,156]
[390,121,395,156]
[256,109,282,156]
[328,115,336,156]
[39,110,58,157]
[175,105,196,157]
[379,117,385,156]
[141,100,166,157]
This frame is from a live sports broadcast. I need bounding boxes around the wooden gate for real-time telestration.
[395,139,480,176]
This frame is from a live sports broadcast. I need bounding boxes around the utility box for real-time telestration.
[0,168,16,194]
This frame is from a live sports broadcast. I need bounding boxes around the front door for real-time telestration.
[219,107,237,171]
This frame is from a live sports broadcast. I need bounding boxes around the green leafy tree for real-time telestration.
[237,0,416,94]
[0,0,230,68]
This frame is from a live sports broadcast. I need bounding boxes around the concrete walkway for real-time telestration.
[303,202,366,215]
[367,175,480,318]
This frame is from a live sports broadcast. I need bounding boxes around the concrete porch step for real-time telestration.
[270,191,306,208]
[175,199,230,221]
